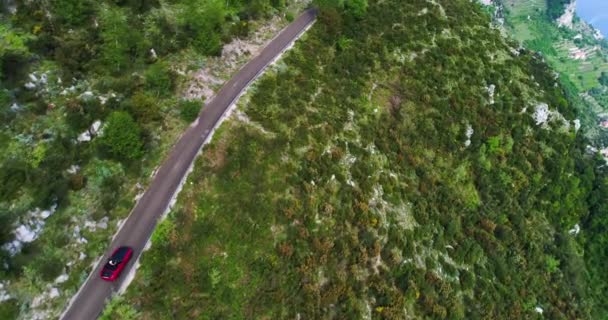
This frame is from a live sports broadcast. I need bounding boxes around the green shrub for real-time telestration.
[128,91,161,123]
[179,99,203,122]
[0,299,18,320]
[285,12,295,22]
[144,61,174,97]
[51,0,94,26]
[99,296,140,320]
[98,111,144,161]
[99,5,133,74]
[151,217,174,246]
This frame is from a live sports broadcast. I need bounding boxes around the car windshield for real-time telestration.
[105,247,130,270]
[113,247,130,260]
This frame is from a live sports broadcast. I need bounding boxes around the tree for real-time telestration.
[98,111,144,160]
[345,0,368,18]
[113,0,160,13]
[598,72,608,87]
[50,0,94,27]
[180,0,225,56]
[128,91,161,123]
[53,29,96,77]
[99,296,140,320]
[179,99,203,122]
[0,23,31,81]
[546,0,571,20]
[144,61,174,97]
[99,5,133,73]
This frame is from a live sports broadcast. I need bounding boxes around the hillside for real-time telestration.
[486,0,608,316]
[105,0,607,319]
[0,1,307,319]
[493,0,608,145]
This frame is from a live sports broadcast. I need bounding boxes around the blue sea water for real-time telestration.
[576,0,608,36]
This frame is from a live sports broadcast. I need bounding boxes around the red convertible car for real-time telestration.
[100,246,133,281]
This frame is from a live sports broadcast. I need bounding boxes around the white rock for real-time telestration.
[0,282,11,302]
[465,124,474,147]
[25,82,36,89]
[573,119,581,132]
[67,165,80,174]
[568,223,580,235]
[79,252,87,260]
[594,29,604,40]
[486,84,496,104]
[78,120,103,142]
[14,224,40,243]
[97,217,109,230]
[557,1,576,29]
[31,294,45,308]
[48,287,60,299]
[535,306,544,314]
[90,120,102,135]
[55,273,69,284]
[533,103,550,125]
[2,203,58,256]
[39,210,52,219]
[587,145,599,154]
[84,220,96,231]
[77,131,92,142]
[80,91,94,100]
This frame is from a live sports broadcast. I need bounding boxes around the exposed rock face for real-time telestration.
[557,0,576,29]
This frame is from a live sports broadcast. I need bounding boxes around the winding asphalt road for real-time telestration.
[61,9,317,320]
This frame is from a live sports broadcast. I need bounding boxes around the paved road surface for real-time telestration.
[61,9,317,320]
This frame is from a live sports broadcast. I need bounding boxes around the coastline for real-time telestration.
[576,0,608,38]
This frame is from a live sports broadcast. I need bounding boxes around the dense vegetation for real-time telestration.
[107,0,608,318]
[546,0,571,20]
[0,0,294,318]
[500,0,608,142]
[499,0,608,316]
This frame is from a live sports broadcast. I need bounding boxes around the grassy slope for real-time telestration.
[109,0,603,319]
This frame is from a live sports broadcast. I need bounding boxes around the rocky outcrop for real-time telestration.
[557,0,576,29]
